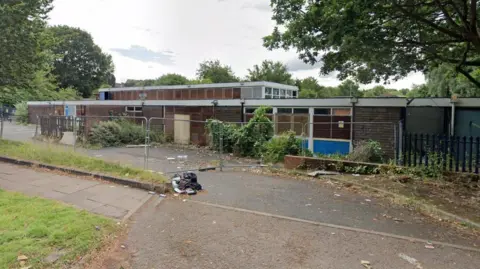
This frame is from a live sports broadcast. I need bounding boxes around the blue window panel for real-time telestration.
[313,140,349,155]
[99,92,106,100]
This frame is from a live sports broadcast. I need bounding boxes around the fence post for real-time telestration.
[476,137,479,174]
[72,116,77,151]
[462,136,467,172]
[144,118,150,171]
[0,111,3,139]
[34,115,39,138]
[219,122,224,172]
[469,136,473,172]
[398,121,403,165]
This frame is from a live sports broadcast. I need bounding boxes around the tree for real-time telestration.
[363,86,388,97]
[264,0,480,89]
[246,60,294,84]
[335,80,363,97]
[196,60,238,83]
[46,25,115,97]
[154,73,189,85]
[424,64,480,97]
[0,0,53,88]
[297,77,333,98]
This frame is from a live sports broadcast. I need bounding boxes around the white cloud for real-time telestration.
[48,0,424,88]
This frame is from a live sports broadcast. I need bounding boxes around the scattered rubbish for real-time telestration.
[305,204,312,207]
[109,186,115,188]
[331,232,336,235]
[398,253,423,269]
[123,185,129,188]
[120,245,126,249]
[352,174,361,177]
[159,194,167,198]
[167,157,175,161]
[182,199,187,202]
[172,172,202,195]
[361,260,372,269]
[94,154,102,157]
[174,193,179,197]
[116,222,121,225]
[17,255,28,261]
[334,194,341,197]
[157,171,164,175]
[393,218,404,222]
[177,167,182,169]
[425,244,435,249]
[95,226,100,231]
[365,199,372,202]
[20,266,32,269]
[307,170,340,177]
[148,191,156,195]
[212,221,216,224]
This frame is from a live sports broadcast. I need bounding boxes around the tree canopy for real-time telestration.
[154,73,189,85]
[0,0,53,88]
[264,0,480,89]
[246,60,294,84]
[196,60,239,83]
[46,25,114,98]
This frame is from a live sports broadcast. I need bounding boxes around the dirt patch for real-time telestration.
[338,173,480,224]
[81,224,132,269]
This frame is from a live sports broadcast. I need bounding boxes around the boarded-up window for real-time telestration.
[175,90,181,99]
[225,88,233,99]
[233,88,241,99]
[191,89,198,99]
[165,89,173,100]
[158,90,164,100]
[198,89,206,99]
[214,88,223,99]
[312,108,351,139]
[206,89,214,99]
[181,89,189,100]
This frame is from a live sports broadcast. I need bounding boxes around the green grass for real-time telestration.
[0,189,117,268]
[0,139,166,184]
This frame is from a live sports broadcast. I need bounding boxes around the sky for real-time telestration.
[48,0,425,89]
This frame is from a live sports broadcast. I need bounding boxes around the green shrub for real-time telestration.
[263,131,307,163]
[88,121,122,147]
[14,102,28,124]
[116,119,145,145]
[206,119,239,152]
[348,140,384,163]
[234,106,274,158]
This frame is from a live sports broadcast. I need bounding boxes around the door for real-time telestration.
[174,114,190,144]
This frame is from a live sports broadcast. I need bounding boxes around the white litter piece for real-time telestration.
[365,199,372,202]
[148,191,156,194]
[352,174,361,177]
[398,253,423,269]
[305,204,312,207]
[334,194,341,197]
[308,170,340,177]
[167,157,175,160]
[159,194,167,197]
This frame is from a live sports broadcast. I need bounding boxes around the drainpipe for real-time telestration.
[350,96,358,152]
[240,99,245,122]
[211,100,218,119]
[450,96,457,136]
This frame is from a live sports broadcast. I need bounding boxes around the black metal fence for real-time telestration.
[401,133,480,174]
[39,116,75,138]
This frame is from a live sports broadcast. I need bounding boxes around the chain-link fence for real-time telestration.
[19,114,403,175]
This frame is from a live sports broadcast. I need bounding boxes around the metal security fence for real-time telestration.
[402,133,480,174]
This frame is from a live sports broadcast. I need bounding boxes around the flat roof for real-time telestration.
[27,97,480,108]
[98,81,299,92]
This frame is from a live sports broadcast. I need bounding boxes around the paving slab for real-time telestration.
[0,162,151,220]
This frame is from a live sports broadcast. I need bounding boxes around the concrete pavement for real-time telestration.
[0,162,151,220]
[119,198,480,269]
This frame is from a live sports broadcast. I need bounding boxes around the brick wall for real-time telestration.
[353,107,401,159]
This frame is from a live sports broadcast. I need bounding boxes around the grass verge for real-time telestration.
[0,189,117,268]
[0,139,166,184]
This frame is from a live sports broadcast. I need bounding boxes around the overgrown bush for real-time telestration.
[206,119,239,152]
[348,140,384,163]
[88,121,122,147]
[88,119,149,147]
[14,102,28,124]
[234,106,274,158]
[263,131,310,163]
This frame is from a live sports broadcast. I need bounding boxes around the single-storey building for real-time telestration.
[26,81,480,160]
